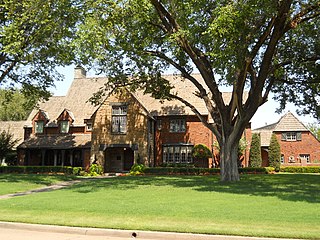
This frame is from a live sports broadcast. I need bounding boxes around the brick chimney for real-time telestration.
[74,66,87,78]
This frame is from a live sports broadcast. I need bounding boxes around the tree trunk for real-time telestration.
[220,137,240,182]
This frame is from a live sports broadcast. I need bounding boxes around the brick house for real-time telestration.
[17,67,251,171]
[252,112,320,167]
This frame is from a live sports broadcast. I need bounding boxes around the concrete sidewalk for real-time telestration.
[0,222,301,240]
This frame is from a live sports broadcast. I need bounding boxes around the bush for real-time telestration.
[249,133,262,167]
[280,166,320,173]
[88,164,103,176]
[192,144,212,159]
[130,164,145,175]
[0,166,83,175]
[268,133,281,171]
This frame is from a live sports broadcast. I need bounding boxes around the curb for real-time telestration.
[0,221,299,240]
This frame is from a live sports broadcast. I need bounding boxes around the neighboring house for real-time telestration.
[17,67,251,172]
[253,112,320,167]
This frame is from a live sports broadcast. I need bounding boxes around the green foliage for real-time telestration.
[0,0,79,97]
[280,166,320,173]
[88,164,103,176]
[249,133,262,167]
[130,164,146,176]
[307,123,320,140]
[192,144,212,159]
[268,134,281,171]
[0,130,19,161]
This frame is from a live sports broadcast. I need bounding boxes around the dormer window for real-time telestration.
[112,105,127,134]
[35,121,44,134]
[60,120,70,133]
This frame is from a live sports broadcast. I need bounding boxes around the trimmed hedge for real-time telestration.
[280,166,320,173]
[0,166,83,175]
[144,167,274,175]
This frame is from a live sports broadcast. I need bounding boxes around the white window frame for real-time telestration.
[299,154,310,163]
[286,132,297,141]
[60,120,70,133]
[163,145,193,164]
[34,121,44,134]
[112,105,127,134]
[169,119,186,133]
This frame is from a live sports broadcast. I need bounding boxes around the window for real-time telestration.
[282,132,302,141]
[299,154,310,163]
[86,121,92,132]
[60,121,69,133]
[112,105,127,134]
[163,145,193,164]
[280,154,284,164]
[169,119,186,132]
[34,121,44,134]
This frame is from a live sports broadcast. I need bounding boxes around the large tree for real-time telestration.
[75,0,320,181]
[0,0,79,100]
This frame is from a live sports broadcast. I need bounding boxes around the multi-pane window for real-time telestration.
[280,154,284,164]
[112,105,127,134]
[163,145,193,164]
[299,154,310,163]
[286,132,297,141]
[34,121,44,134]
[60,121,69,133]
[169,119,186,132]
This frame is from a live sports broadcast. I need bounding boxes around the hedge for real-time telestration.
[144,167,274,175]
[280,166,320,173]
[0,166,83,175]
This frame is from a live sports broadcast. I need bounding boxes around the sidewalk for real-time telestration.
[0,222,301,240]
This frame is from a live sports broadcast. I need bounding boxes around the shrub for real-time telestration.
[88,164,103,176]
[280,166,320,173]
[192,144,212,159]
[0,166,83,175]
[268,133,281,171]
[249,133,262,167]
[130,164,145,175]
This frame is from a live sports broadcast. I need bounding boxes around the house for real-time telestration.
[252,112,320,167]
[17,67,251,172]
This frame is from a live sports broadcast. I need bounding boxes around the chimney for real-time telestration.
[74,66,87,78]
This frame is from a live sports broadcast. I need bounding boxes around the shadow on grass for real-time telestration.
[70,174,320,203]
[0,174,77,186]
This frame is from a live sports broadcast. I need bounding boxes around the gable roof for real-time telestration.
[253,112,309,147]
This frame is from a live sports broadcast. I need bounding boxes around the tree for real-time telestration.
[249,133,262,167]
[268,133,281,171]
[0,129,19,164]
[307,123,320,140]
[0,0,79,100]
[0,89,36,120]
[75,1,320,181]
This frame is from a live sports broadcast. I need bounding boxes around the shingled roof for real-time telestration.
[0,121,26,148]
[252,112,309,147]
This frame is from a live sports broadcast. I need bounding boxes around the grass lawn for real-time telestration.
[0,174,78,195]
[0,174,319,239]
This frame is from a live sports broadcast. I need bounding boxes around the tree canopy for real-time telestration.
[74,0,319,181]
[0,0,79,100]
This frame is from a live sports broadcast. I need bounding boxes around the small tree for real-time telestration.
[249,133,262,167]
[192,144,212,168]
[0,130,19,164]
[268,133,281,171]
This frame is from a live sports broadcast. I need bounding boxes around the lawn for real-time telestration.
[0,174,78,195]
[0,174,319,239]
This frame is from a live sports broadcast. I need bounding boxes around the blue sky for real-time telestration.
[52,65,317,130]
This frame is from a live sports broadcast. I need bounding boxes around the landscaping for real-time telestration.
[0,173,319,239]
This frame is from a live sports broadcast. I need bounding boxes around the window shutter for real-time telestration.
[281,133,286,141]
[297,132,302,141]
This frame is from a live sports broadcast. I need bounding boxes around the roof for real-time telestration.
[0,121,26,148]
[252,112,309,147]
[18,134,91,149]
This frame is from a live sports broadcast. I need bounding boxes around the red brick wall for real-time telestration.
[155,115,213,166]
[275,131,320,166]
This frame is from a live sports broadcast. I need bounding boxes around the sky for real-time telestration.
[52,65,318,130]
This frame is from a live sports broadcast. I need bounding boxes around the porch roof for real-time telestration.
[18,134,91,149]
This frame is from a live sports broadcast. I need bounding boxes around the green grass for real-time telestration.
[0,174,78,195]
[0,174,319,239]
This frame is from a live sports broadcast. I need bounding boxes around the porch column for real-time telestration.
[41,149,46,166]
[54,150,57,166]
[69,150,74,167]
[61,150,65,167]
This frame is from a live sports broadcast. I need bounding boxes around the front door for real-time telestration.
[105,147,134,172]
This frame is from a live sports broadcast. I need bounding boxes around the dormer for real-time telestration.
[32,110,49,134]
[57,109,75,134]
